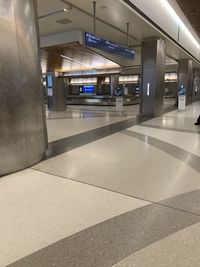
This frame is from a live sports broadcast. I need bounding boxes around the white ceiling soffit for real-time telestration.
[37,0,199,67]
[40,29,83,48]
[40,29,140,68]
[120,0,200,65]
[37,0,158,46]
[165,56,178,65]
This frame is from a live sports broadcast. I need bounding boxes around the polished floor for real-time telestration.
[2,101,200,267]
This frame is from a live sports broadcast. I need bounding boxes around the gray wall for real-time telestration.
[0,0,47,176]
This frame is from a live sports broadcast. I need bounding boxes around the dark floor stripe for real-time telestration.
[46,116,151,159]
[6,203,200,267]
[46,105,176,159]
[141,123,200,134]
[161,190,200,216]
[122,130,200,173]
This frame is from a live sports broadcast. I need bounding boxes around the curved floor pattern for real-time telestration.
[47,116,143,158]
[6,194,200,267]
[2,101,200,267]
[141,122,200,134]
[122,129,200,173]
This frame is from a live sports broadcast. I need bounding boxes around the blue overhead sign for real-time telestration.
[84,32,135,59]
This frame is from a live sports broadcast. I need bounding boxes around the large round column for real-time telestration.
[0,0,47,176]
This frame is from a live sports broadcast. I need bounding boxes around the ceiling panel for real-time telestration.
[176,0,200,38]
[37,0,158,46]
[41,42,119,73]
[38,0,200,70]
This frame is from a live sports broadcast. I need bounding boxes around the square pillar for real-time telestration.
[178,59,193,105]
[192,69,200,102]
[110,74,119,96]
[46,72,66,111]
[140,38,166,117]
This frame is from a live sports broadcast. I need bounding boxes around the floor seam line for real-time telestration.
[30,167,152,203]
[30,167,200,219]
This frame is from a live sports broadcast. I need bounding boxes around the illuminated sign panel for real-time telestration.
[85,32,135,59]
[79,85,94,94]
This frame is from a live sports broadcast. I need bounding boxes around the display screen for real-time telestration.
[115,87,124,97]
[85,32,135,59]
[178,85,185,96]
[47,75,53,88]
[79,85,94,94]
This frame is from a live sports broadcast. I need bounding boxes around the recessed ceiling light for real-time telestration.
[63,5,72,12]
[38,6,72,19]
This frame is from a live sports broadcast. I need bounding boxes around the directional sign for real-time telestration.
[84,32,135,59]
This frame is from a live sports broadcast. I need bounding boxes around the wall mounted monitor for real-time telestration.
[47,74,53,88]
[79,85,94,94]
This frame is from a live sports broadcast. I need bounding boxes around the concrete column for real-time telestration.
[140,38,166,117]
[178,59,193,105]
[97,77,105,95]
[0,0,47,176]
[47,73,66,111]
[110,74,119,96]
[192,69,200,102]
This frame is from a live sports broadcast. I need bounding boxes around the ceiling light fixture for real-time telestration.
[64,5,72,12]
[38,6,72,19]
[161,0,200,49]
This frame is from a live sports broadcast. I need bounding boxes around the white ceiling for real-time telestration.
[37,0,158,46]
[37,0,199,71]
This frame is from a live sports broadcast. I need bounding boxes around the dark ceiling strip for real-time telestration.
[61,0,137,41]
[122,0,200,64]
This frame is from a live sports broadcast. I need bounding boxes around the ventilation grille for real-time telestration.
[56,18,73,25]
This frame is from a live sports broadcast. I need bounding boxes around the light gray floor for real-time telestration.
[46,105,138,142]
[2,101,200,267]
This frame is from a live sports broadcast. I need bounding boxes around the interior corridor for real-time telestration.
[1,102,200,267]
